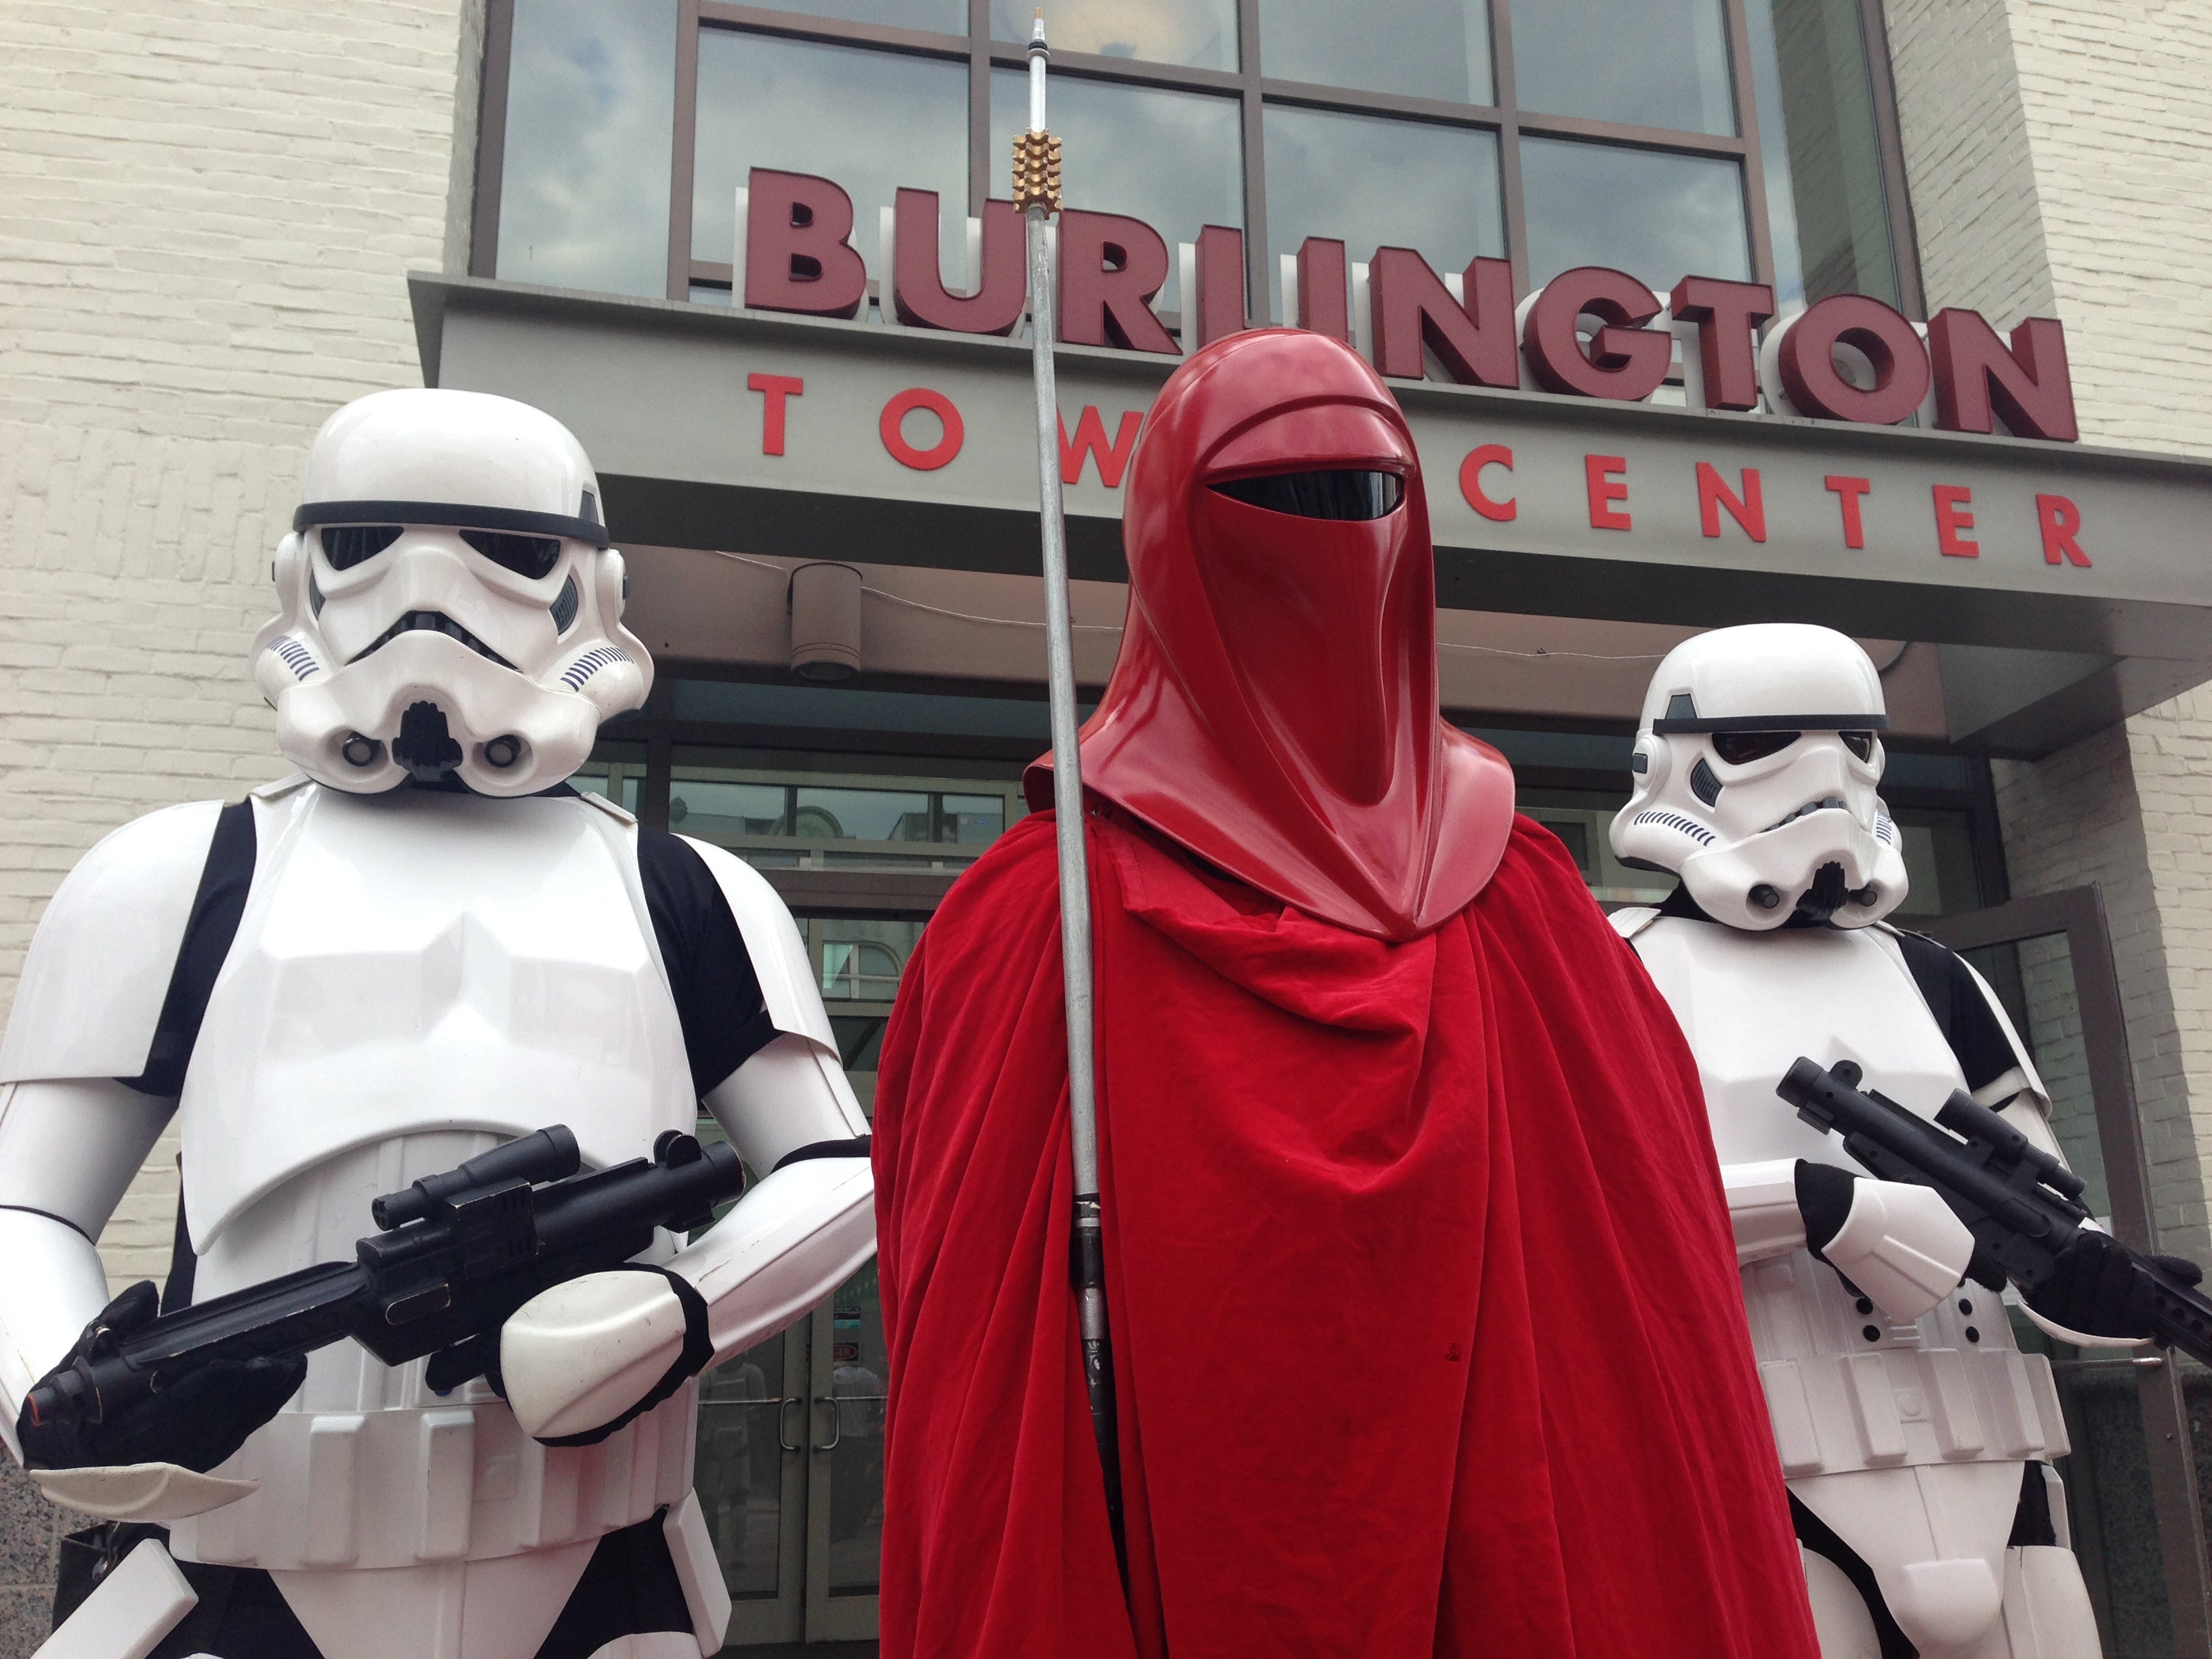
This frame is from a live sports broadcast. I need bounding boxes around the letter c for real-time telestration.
[1460,444,1517,522]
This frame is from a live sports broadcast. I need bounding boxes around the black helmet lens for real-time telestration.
[1211,469,1405,521]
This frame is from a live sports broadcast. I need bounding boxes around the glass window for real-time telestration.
[820,920,925,1002]
[990,0,1237,71]
[1258,0,1492,105]
[496,0,678,298]
[796,786,933,842]
[1745,0,1900,310]
[694,31,967,271]
[669,779,789,837]
[989,70,1243,254]
[1512,0,1736,136]
[1263,105,1503,308]
[1520,137,1750,290]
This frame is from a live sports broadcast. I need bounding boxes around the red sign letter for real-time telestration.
[1460,445,1517,522]
[1928,311,2079,443]
[1059,407,1144,487]
[893,189,1025,335]
[1824,475,1872,550]
[1058,210,1179,355]
[2036,493,2090,566]
[1696,464,1766,542]
[744,169,868,319]
[880,388,964,471]
[1671,276,1776,411]
[1931,484,1978,557]
[1295,237,1349,342]
[1370,251,1519,388]
[1193,224,1248,348]
[1525,268,1674,403]
[1775,295,1929,426]
[747,373,803,456]
[1586,455,1632,531]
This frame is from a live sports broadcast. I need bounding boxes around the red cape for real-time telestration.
[872,808,1818,1659]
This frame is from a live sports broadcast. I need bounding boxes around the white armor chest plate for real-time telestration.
[165,785,701,1570]
[1632,917,2065,1480]
[179,785,695,1244]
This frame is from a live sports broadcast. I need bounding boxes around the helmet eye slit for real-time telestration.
[319,525,403,569]
[1711,730,1801,766]
[1841,731,1875,760]
[460,529,563,580]
[1210,470,1405,521]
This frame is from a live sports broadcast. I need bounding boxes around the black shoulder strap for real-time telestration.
[121,798,258,1097]
[1885,925,2021,1095]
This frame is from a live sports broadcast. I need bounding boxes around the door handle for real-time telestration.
[811,1396,842,1452]
[777,1395,803,1452]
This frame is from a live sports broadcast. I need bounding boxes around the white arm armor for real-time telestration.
[501,835,875,1439]
[0,804,213,1465]
[666,834,874,1367]
[0,1079,175,1463]
[1723,1155,1971,1322]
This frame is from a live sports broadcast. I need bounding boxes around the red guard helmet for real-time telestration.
[1033,329,1514,941]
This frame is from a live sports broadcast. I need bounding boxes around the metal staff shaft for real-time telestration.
[1017,11,1125,1577]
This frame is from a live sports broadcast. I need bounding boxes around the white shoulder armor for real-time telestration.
[0,799,222,1084]
[678,834,838,1052]
[1609,905,1660,942]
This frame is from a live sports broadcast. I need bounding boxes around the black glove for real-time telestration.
[2024,1227,2205,1341]
[16,1281,306,1473]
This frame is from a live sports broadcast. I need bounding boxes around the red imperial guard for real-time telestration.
[868,329,1821,1658]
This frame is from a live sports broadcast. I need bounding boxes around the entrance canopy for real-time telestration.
[412,274,2212,755]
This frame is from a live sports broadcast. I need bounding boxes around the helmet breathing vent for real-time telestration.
[1689,757,1722,806]
[1875,815,1898,846]
[550,574,580,633]
[1632,809,1715,847]
[270,637,320,682]
[559,646,632,691]
[1665,692,1698,722]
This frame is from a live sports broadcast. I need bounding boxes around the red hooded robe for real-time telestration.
[872,331,1818,1659]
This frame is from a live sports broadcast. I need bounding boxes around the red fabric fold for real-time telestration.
[874,808,1818,1659]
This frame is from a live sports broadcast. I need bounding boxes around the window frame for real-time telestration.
[468,0,1927,319]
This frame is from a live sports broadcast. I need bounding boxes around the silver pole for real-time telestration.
[1018,9,1124,1572]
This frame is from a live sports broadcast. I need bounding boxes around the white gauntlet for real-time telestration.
[1806,1166,1975,1322]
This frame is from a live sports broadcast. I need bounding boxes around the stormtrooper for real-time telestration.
[1610,623,2108,1659]
[0,389,876,1659]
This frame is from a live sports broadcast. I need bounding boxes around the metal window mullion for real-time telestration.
[470,0,517,281]
[1856,0,1927,318]
[1488,0,1529,295]
[1254,81,1505,128]
[668,0,703,302]
[698,1,968,58]
[1721,0,1776,292]
[1237,0,1267,322]
[968,0,991,215]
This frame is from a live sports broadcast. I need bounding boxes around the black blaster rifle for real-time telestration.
[1776,1056,2212,1367]
[25,1124,742,1430]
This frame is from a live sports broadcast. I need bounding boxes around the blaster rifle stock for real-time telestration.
[26,1125,742,1430]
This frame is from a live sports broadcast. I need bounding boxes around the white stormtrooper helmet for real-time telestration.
[1610,623,1908,930]
[251,388,652,796]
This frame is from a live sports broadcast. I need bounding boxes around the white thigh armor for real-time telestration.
[1623,914,2071,1651]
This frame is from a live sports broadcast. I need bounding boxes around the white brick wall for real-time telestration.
[0,0,469,1286]
[1889,0,2212,1258]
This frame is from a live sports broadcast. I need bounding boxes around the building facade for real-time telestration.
[2,0,2210,1652]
